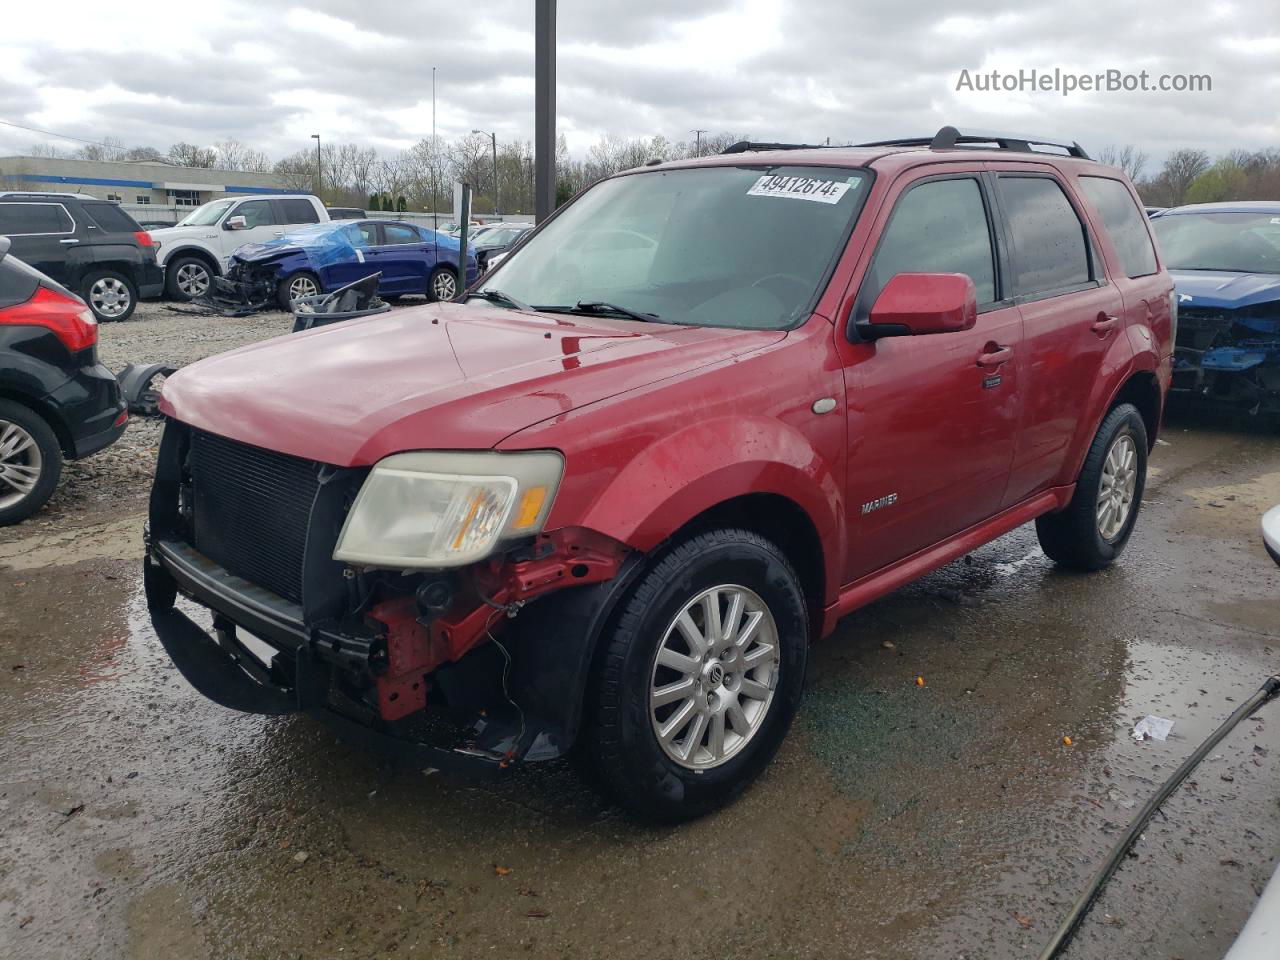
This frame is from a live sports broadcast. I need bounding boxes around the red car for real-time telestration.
[145,127,1173,820]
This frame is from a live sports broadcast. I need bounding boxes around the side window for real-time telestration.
[84,202,142,234]
[0,203,74,236]
[863,177,996,308]
[381,223,420,245]
[278,198,320,225]
[346,223,377,247]
[235,200,277,228]
[1078,176,1158,278]
[997,176,1092,297]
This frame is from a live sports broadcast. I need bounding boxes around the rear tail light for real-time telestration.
[0,286,97,352]
[134,231,154,248]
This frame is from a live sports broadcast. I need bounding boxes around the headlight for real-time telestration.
[333,450,563,569]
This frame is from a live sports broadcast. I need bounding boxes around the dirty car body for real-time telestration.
[147,129,1174,819]
[1151,202,1280,414]
[206,220,477,314]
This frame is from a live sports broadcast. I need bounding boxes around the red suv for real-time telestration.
[145,127,1173,820]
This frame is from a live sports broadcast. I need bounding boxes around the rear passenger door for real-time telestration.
[992,169,1126,503]
[367,223,430,293]
[842,170,1023,582]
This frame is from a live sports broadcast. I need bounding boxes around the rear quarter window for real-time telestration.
[0,202,74,236]
[1077,176,1158,278]
[997,176,1092,297]
[279,199,320,224]
[0,257,41,308]
[84,202,143,234]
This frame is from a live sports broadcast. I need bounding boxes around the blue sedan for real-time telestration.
[215,219,479,312]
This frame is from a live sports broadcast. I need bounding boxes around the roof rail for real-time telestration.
[858,125,1091,160]
[720,140,826,155]
[0,190,99,200]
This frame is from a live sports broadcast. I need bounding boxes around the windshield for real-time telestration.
[177,199,235,227]
[487,164,869,329]
[1152,212,1280,274]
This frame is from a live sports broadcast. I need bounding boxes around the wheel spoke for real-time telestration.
[658,699,698,744]
[733,610,764,650]
[657,647,699,675]
[681,712,708,761]
[741,642,775,669]
[726,698,749,736]
[1,463,38,493]
[701,591,723,650]
[739,678,771,702]
[708,710,726,760]
[674,611,708,657]
[722,591,744,648]
[652,677,696,707]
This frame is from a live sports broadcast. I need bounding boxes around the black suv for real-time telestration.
[0,237,127,524]
[0,192,163,322]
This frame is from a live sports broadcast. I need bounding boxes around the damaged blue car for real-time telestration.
[1151,202,1280,415]
[206,219,478,314]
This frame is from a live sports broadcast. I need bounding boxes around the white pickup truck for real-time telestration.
[149,195,329,301]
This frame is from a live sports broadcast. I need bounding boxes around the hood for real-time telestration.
[160,303,785,466]
[1169,270,1280,310]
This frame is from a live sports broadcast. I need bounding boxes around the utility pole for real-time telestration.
[471,130,499,216]
[691,129,707,156]
[534,0,556,223]
[431,66,437,228]
[310,134,321,198]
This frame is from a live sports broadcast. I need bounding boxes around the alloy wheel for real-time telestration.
[175,263,210,298]
[0,420,43,510]
[1097,433,1137,540]
[649,584,780,769]
[90,277,131,319]
[288,276,319,302]
[432,270,457,300]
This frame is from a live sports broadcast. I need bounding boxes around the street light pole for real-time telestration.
[534,0,556,223]
[431,67,437,228]
[310,134,321,199]
[472,129,499,217]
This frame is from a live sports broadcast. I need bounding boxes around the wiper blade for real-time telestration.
[567,300,666,323]
[467,288,533,311]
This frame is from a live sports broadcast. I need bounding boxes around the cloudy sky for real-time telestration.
[1,0,1276,166]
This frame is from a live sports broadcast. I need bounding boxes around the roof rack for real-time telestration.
[859,125,1091,160]
[0,190,99,200]
[720,141,826,155]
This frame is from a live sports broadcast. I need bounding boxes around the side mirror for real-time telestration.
[1264,505,1280,567]
[859,273,978,339]
[225,215,248,231]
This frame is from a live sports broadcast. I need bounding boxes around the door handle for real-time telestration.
[976,345,1013,368]
[59,238,79,244]
[1092,313,1119,334]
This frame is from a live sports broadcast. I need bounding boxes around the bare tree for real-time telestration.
[1097,144,1148,182]
[273,150,317,192]
[122,145,164,162]
[1158,148,1211,205]
[214,137,270,172]
[28,143,62,158]
[167,142,218,168]
[72,136,127,162]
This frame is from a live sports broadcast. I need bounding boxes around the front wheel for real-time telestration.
[427,266,458,302]
[0,400,63,526]
[277,271,321,311]
[1036,402,1148,570]
[586,529,808,822]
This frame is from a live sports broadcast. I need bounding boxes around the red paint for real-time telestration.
[867,273,977,334]
[0,286,97,352]
[165,145,1172,665]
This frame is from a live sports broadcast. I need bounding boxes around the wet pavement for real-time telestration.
[1,411,1277,960]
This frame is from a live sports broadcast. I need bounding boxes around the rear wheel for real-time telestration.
[1036,402,1148,570]
[82,270,136,322]
[277,271,321,311]
[0,400,62,526]
[586,529,808,821]
[166,255,214,301]
[427,266,458,302]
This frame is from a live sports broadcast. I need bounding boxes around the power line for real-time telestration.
[0,118,123,150]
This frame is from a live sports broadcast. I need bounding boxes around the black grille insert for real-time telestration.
[189,430,321,605]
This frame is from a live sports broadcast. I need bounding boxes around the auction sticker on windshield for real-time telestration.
[747,174,854,204]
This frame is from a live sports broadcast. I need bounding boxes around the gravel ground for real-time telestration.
[8,296,424,533]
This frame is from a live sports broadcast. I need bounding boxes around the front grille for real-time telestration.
[189,429,321,605]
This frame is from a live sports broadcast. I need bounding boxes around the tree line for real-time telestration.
[16,132,1280,212]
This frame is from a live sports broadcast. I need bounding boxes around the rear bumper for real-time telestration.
[44,362,128,459]
[137,260,164,299]
[144,535,516,776]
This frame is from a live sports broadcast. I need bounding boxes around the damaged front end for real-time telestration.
[201,258,283,316]
[144,421,631,773]
[1173,301,1280,414]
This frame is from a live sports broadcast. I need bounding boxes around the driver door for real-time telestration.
[840,170,1023,583]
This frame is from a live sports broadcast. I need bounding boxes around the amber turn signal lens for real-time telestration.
[513,486,547,530]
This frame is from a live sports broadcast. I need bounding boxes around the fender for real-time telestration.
[1059,322,1159,485]
[160,244,223,275]
[575,414,845,604]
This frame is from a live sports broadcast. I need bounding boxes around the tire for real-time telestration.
[427,266,458,302]
[277,271,321,311]
[0,400,63,526]
[585,529,808,822]
[1036,402,1148,571]
[82,269,137,322]
[165,255,214,302]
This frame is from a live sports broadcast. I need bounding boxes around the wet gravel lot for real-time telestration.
[1,303,1278,959]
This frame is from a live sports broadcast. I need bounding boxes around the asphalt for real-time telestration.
[1,402,1277,960]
